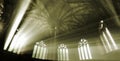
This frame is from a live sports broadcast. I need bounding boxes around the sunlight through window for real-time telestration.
[78,39,92,60]
[32,41,47,59]
[57,44,69,61]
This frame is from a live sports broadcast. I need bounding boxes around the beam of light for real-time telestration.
[32,45,38,58]
[12,36,24,53]
[80,39,85,60]
[17,36,29,54]
[10,35,24,53]
[12,42,19,53]
[60,48,62,60]
[102,32,112,52]
[58,44,69,61]
[42,46,47,59]
[84,39,92,59]
[4,0,31,50]
[14,22,50,54]
[10,25,42,54]
[65,47,69,60]
[81,45,85,60]
[83,43,88,59]
[78,45,82,60]
[10,23,45,53]
[100,0,120,26]
[63,47,65,60]
[36,46,40,58]
[9,24,41,54]
[7,0,50,54]
[104,0,120,26]
[8,24,36,52]
[40,46,43,59]
[61,44,64,60]
[10,33,29,54]
[8,34,18,52]
[105,28,118,50]
[86,43,92,59]
[39,46,42,59]
[14,1,50,46]
[100,34,109,53]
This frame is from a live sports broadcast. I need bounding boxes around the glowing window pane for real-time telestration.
[57,44,69,61]
[99,20,118,53]
[32,45,38,58]
[78,39,92,60]
[32,41,47,59]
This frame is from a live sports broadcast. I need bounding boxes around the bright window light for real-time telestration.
[57,44,69,61]
[105,28,118,49]
[78,39,92,60]
[32,44,38,58]
[99,20,118,53]
[32,41,47,59]
[102,32,112,51]
[100,35,109,53]
[4,0,31,50]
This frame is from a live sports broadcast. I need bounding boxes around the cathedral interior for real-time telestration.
[0,0,120,61]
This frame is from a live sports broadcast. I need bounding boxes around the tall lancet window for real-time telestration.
[57,44,69,61]
[32,41,47,59]
[78,39,92,60]
[99,20,118,53]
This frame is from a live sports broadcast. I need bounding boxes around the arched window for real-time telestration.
[57,44,69,61]
[78,39,92,60]
[32,41,47,59]
[99,20,118,53]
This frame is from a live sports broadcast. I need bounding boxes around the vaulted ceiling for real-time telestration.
[1,0,120,55]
